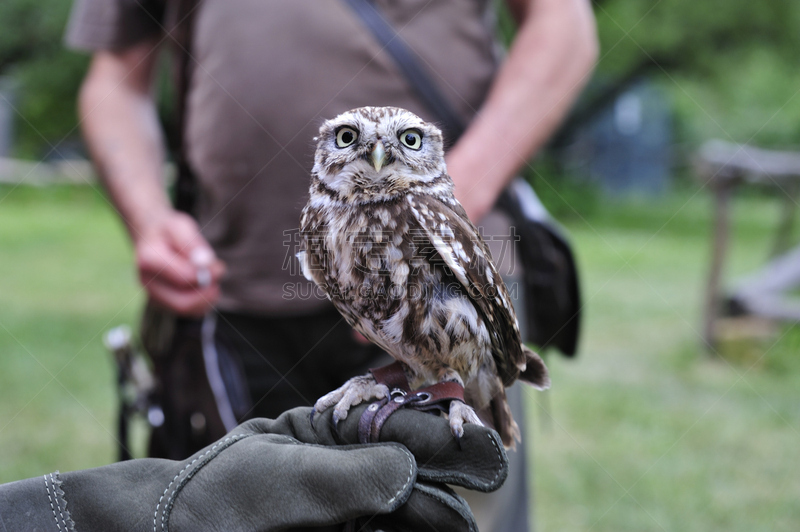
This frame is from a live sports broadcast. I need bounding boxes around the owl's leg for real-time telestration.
[438,368,484,440]
[313,374,390,426]
[449,400,485,439]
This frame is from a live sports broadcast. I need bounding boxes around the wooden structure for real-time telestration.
[696,140,800,349]
[0,156,95,185]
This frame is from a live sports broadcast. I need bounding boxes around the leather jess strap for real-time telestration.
[358,362,465,444]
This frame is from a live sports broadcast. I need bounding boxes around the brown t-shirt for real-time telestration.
[67,0,498,316]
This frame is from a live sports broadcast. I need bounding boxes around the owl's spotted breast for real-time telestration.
[302,197,487,385]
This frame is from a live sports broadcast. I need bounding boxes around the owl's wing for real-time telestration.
[406,192,527,387]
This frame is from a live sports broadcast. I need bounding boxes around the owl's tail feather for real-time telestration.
[519,345,550,390]
[469,373,520,449]
[490,387,520,450]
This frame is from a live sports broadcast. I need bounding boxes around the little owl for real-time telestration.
[299,106,549,448]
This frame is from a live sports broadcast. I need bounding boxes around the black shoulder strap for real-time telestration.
[165,0,200,214]
[344,0,466,144]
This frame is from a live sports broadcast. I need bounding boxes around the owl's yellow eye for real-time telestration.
[399,129,422,150]
[335,127,359,148]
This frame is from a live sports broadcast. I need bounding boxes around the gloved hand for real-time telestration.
[0,405,508,532]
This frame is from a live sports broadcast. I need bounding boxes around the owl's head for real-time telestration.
[311,107,450,202]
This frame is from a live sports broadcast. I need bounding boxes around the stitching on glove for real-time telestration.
[385,447,415,507]
[50,472,71,532]
[44,473,69,532]
[44,474,61,531]
[154,433,248,532]
[49,471,77,531]
[487,432,503,484]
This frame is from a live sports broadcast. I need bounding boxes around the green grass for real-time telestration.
[528,187,800,531]
[1,183,798,531]
[0,184,142,480]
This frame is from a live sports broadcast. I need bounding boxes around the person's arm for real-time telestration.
[78,40,224,316]
[447,0,598,221]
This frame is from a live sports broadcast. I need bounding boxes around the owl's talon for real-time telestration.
[332,416,346,440]
[315,374,390,431]
[454,429,464,451]
[448,400,483,443]
[313,388,346,417]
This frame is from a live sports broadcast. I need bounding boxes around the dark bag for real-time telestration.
[496,181,581,355]
[139,303,228,459]
[346,0,582,356]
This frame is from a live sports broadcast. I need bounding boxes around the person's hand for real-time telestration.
[0,406,507,532]
[134,210,226,316]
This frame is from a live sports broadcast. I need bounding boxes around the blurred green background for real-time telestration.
[1,1,800,531]
[5,0,800,158]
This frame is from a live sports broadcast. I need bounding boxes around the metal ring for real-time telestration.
[414,391,432,403]
[390,388,407,398]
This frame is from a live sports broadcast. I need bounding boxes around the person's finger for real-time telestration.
[190,249,226,288]
[142,276,219,316]
[137,237,226,291]
[208,258,225,282]
[136,235,199,287]
[163,214,227,287]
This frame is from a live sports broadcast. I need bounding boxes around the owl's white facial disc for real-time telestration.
[312,107,450,203]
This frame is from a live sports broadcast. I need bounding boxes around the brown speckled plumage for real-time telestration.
[299,107,548,447]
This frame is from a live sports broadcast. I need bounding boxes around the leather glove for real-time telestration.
[0,405,508,532]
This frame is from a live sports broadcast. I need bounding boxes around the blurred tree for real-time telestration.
[0,0,88,159]
[1,0,799,159]
[556,0,800,149]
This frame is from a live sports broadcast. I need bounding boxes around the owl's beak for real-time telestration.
[371,140,386,171]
